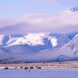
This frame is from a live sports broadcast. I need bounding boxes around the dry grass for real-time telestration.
[0,61,78,69]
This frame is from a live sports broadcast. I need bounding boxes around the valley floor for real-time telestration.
[0,61,78,70]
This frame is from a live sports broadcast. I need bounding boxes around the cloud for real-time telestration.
[0,9,78,34]
[0,18,18,28]
[18,9,78,32]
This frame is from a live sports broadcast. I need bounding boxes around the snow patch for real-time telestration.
[48,37,58,47]
[7,33,58,47]
[7,37,27,46]
[24,33,46,46]
[7,33,47,46]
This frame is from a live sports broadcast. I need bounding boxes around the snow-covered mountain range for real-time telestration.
[0,32,78,63]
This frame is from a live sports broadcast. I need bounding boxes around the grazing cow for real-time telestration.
[36,66,41,69]
[24,67,28,70]
[20,67,23,69]
[4,67,8,70]
[30,67,34,69]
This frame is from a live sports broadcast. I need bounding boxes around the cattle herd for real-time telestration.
[0,66,41,70]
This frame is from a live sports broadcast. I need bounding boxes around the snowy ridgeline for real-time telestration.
[0,32,78,63]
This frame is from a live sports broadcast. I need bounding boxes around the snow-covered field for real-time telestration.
[0,69,78,78]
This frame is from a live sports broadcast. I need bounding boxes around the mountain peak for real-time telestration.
[73,34,78,39]
[71,7,78,12]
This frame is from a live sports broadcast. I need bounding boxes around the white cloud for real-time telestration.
[0,18,18,29]
[0,9,78,34]
[18,9,78,32]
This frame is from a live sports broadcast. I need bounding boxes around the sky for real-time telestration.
[0,0,78,34]
[0,0,78,18]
